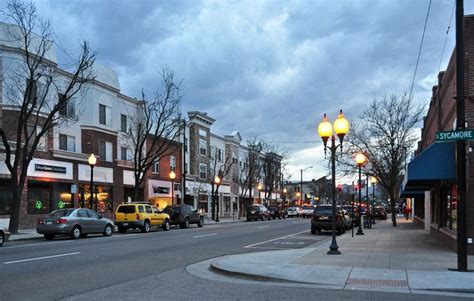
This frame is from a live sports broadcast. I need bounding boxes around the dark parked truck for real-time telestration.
[163,205,204,228]
[311,204,345,235]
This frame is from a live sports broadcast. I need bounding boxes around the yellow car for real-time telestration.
[115,202,170,233]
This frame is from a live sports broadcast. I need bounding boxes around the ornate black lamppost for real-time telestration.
[318,109,349,255]
[355,152,367,235]
[88,154,97,210]
[370,176,377,225]
[170,170,176,205]
[214,175,221,222]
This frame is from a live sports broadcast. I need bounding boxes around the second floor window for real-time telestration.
[170,156,176,169]
[59,134,75,152]
[153,161,160,174]
[121,147,131,161]
[58,94,76,119]
[99,141,113,162]
[199,163,207,180]
[120,114,127,132]
[199,139,207,156]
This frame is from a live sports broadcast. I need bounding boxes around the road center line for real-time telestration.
[4,252,80,265]
[244,229,309,248]
[193,233,217,238]
[257,225,270,229]
[3,240,73,249]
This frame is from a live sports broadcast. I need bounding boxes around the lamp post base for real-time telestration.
[356,229,364,235]
[327,246,341,255]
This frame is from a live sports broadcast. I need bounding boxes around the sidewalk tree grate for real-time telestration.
[346,278,408,288]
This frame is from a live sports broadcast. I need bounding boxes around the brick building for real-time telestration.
[402,15,474,254]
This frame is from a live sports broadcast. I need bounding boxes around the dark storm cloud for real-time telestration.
[4,0,471,180]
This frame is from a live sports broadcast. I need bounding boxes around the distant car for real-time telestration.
[163,205,204,228]
[0,227,10,247]
[301,205,315,219]
[311,204,345,235]
[341,205,358,226]
[115,203,171,233]
[36,208,115,240]
[341,209,353,230]
[372,206,387,219]
[287,207,299,217]
[268,206,287,219]
[246,205,272,221]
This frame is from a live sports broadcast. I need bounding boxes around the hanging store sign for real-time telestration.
[436,129,474,142]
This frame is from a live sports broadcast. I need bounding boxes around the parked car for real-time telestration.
[115,202,171,233]
[341,205,358,226]
[301,205,315,219]
[0,227,10,247]
[36,208,115,240]
[311,204,345,235]
[268,206,287,219]
[372,206,387,219]
[246,205,272,221]
[287,207,299,218]
[163,205,204,228]
[341,209,353,230]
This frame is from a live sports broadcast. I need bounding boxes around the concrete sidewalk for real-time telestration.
[210,217,474,297]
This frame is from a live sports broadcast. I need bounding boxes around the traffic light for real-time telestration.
[337,184,343,192]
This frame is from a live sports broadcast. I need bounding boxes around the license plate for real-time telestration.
[320,216,328,220]
[250,211,256,214]
[122,223,128,226]
[46,221,53,225]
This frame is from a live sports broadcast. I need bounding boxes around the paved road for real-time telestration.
[0,219,469,300]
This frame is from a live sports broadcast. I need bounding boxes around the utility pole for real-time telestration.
[455,0,467,272]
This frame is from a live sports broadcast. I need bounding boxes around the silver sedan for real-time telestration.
[36,208,114,240]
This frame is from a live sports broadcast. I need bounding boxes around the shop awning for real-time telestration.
[401,142,456,195]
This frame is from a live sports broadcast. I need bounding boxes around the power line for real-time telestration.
[435,0,456,80]
[409,0,432,101]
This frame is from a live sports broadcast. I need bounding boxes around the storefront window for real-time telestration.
[0,186,12,215]
[224,196,231,212]
[82,185,113,212]
[28,182,73,214]
[198,194,208,213]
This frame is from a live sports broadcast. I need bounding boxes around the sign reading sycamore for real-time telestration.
[436,129,474,142]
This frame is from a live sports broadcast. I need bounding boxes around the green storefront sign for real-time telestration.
[435,129,474,142]
[35,200,43,209]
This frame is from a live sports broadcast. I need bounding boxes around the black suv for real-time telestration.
[311,204,345,235]
[268,206,287,219]
[246,205,271,221]
[163,205,204,228]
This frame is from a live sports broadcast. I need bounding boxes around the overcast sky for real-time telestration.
[2,0,472,183]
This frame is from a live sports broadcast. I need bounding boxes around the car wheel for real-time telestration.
[180,218,190,229]
[0,232,5,246]
[260,216,264,221]
[336,227,343,235]
[71,226,81,239]
[44,234,54,240]
[141,221,151,233]
[246,218,251,222]
[103,224,113,236]
[197,217,204,228]
[118,226,127,234]
[311,226,316,235]
[316,228,321,233]
[163,219,170,231]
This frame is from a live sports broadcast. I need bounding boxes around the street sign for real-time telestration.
[435,129,474,142]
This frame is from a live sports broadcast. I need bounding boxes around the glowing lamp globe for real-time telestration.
[169,170,176,180]
[318,113,333,142]
[370,176,377,184]
[333,110,349,138]
[355,153,367,166]
[214,176,221,185]
[88,154,97,166]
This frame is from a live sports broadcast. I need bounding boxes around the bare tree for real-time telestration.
[238,137,265,214]
[0,0,96,233]
[338,93,423,226]
[125,67,183,201]
[209,146,233,220]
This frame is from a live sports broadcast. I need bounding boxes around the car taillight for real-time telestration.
[37,218,43,225]
[56,218,68,224]
[136,213,140,220]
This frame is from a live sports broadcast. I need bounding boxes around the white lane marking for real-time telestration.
[193,233,217,238]
[257,226,270,229]
[4,252,80,265]
[3,240,73,249]
[243,229,309,248]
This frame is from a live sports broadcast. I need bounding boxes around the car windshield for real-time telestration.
[314,206,332,215]
[48,209,73,217]
[117,205,136,213]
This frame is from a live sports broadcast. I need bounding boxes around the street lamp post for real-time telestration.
[257,183,263,204]
[88,154,97,211]
[355,152,367,235]
[371,176,377,225]
[300,167,313,208]
[318,109,349,255]
[169,170,176,205]
[283,187,287,205]
[214,175,221,222]
[366,172,371,229]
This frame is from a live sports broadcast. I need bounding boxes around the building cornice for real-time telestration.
[80,125,118,136]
